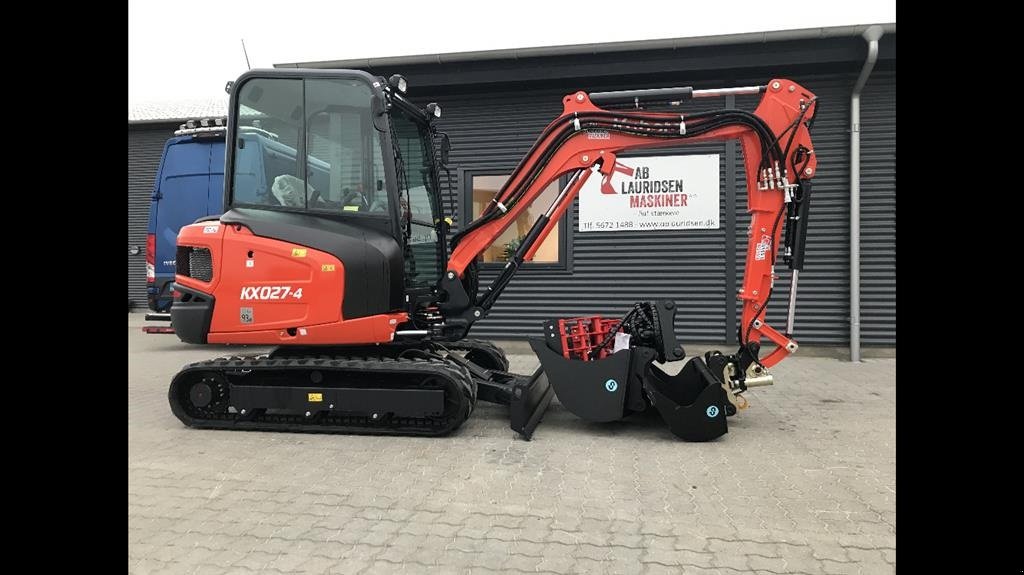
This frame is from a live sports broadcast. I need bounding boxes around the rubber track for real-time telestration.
[444,339,509,372]
[266,339,509,373]
[168,355,476,437]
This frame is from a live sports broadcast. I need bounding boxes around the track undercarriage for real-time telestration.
[168,339,552,438]
[170,302,747,442]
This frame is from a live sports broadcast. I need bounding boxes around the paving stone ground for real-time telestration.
[129,314,895,574]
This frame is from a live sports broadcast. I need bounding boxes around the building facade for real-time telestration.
[128,25,895,350]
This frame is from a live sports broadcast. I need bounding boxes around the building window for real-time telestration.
[468,173,564,265]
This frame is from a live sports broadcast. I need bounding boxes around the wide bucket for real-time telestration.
[644,357,729,441]
[528,338,648,422]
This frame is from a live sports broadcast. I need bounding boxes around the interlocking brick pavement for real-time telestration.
[129,314,895,574]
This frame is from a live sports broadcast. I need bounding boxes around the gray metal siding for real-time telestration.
[858,72,896,346]
[128,124,177,308]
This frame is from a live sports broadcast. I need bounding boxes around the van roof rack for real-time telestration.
[174,117,227,136]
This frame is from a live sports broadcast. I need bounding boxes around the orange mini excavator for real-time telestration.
[169,69,818,441]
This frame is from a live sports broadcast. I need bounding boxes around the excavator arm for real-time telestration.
[437,79,819,374]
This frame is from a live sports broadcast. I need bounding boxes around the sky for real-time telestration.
[128,0,895,108]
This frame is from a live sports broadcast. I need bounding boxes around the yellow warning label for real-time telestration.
[308,393,323,402]
[321,264,336,272]
[343,205,360,211]
[291,248,307,257]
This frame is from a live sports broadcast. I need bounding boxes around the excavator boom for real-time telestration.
[438,79,818,371]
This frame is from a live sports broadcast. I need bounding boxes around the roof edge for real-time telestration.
[275,23,895,69]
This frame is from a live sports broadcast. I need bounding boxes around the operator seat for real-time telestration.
[271,174,306,208]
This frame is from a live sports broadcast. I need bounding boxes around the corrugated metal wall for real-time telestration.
[128,123,177,309]
[858,72,896,346]
[424,70,896,345]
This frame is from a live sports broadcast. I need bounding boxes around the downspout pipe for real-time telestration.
[850,25,884,362]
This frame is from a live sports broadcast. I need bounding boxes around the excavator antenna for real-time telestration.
[240,38,251,70]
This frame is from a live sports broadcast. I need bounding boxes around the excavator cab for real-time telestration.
[229,70,446,289]
[172,70,448,346]
[169,69,529,438]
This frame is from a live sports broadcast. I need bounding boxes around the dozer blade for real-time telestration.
[442,352,554,441]
[508,367,554,441]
